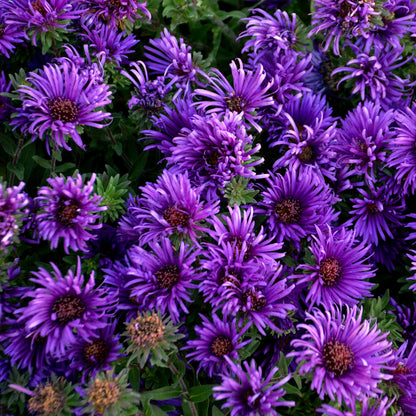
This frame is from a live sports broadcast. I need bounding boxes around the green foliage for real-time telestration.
[223,177,259,206]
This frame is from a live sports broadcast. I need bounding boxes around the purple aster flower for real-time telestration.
[0,13,25,58]
[121,60,171,114]
[80,0,150,27]
[2,0,81,46]
[141,96,197,156]
[290,305,393,405]
[130,169,219,245]
[345,184,406,246]
[256,166,339,248]
[35,174,106,254]
[334,100,395,183]
[213,357,294,416]
[167,112,265,199]
[390,298,416,346]
[81,22,139,66]
[66,320,123,382]
[308,0,379,56]
[239,8,306,56]
[297,225,375,309]
[126,238,199,323]
[11,62,112,152]
[0,71,13,121]
[267,92,337,181]
[0,181,29,252]
[206,204,284,267]
[184,313,251,377]
[387,105,416,196]
[18,258,115,358]
[332,44,412,109]
[193,58,274,132]
[144,28,206,91]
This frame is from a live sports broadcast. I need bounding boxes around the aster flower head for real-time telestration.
[144,28,205,91]
[18,258,115,358]
[126,238,198,323]
[332,44,412,109]
[67,321,123,381]
[387,104,416,196]
[213,357,295,416]
[335,100,395,182]
[193,58,274,132]
[81,22,139,66]
[0,181,29,253]
[185,313,251,377]
[11,62,112,152]
[297,225,375,309]
[131,169,219,245]
[290,305,393,405]
[167,111,265,199]
[35,174,106,254]
[0,13,25,58]
[82,369,141,415]
[309,0,380,56]
[80,0,150,28]
[121,60,171,115]
[256,166,339,247]
[239,8,307,56]
[0,71,13,121]
[390,298,416,346]
[125,310,184,368]
[2,0,81,47]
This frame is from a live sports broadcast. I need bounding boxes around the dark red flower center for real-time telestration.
[57,198,79,226]
[298,144,314,163]
[226,95,245,113]
[52,294,86,324]
[393,364,412,376]
[244,289,267,311]
[48,97,78,123]
[210,335,233,357]
[339,1,352,19]
[155,265,180,289]
[31,0,47,16]
[0,27,4,37]
[320,257,343,286]
[162,205,190,227]
[83,339,110,365]
[367,203,380,213]
[107,0,122,9]
[275,198,302,224]
[206,151,220,167]
[322,339,355,376]
[356,140,368,153]
[218,267,240,287]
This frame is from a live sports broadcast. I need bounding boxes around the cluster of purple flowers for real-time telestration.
[2,0,416,415]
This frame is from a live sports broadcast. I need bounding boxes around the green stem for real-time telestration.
[106,127,133,168]
[169,361,198,416]
[9,138,24,186]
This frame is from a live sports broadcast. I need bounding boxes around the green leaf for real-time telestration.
[128,366,141,392]
[7,163,24,181]
[32,155,51,169]
[54,162,76,173]
[143,403,169,416]
[188,384,216,403]
[239,339,260,360]
[212,405,225,416]
[140,386,182,403]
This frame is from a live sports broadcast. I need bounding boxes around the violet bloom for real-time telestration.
[0,71,13,121]
[81,23,139,66]
[297,225,375,309]
[80,0,150,27]
[121,60,171,115]
[126,238,199,324]
[256,166,339,248]
[11,62,112,152]
[213,357,294,416]
[184,313,250,377]
[144,28,205,91]
[167,112,265,199]
[0,13,25,58]
[387,105,416,196]
[131,170,219,245]
[142,96,197,156]
[332,44,412,109]
[267,92,337,181]
[18,258,115,358]
[35,174,106,254]
[67,321,123,382]
[346,185,406,246]
[193,58,274,132]
[239,8,305,55]
[335,101,395,183]
[390,298,416,346]
[290,305,392,405]
[309,0,379,56]
[2,0,81,46]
